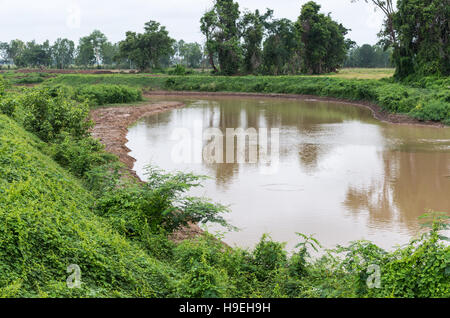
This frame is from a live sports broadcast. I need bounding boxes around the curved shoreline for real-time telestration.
[89,93,447,242]
[90,101,206,242]
[144,90,447,128]
[90,101,185,176]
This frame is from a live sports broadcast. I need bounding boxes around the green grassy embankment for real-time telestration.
[46,74,450,125]
[0,114,178,297]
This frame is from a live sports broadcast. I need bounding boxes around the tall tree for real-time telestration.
[119,20,175,71]
[52,38,75,69]
[0,42,9,64]
[177,41,203,68]
[200,10,219,72]
[358,44,376,67]
[354,0,449,78]
[101,42,119,66]
[240,9,273,74]
[200,0,242,75]
[19,40,52,67]
[261,19,301,75]
[392,0,449,78]
[76,36,96,66]
[296,1,351,74]
[6,40,26,66]
[76,30,108,67]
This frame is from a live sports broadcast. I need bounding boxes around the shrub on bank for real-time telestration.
[41,82,143,106]
[47,73,449,124]
[94,166,231,237]
[73,84,143,106]
[162,76,450,124]
[410,100,450,123]
[0,115,177,297]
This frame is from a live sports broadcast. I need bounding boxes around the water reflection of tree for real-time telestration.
[298,143,323,170]
[197,98,378,185]
[344,151,450,232]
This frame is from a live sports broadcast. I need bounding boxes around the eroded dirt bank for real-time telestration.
[90,101,204,242]
[91,101,184,176]
[145,90,446,128]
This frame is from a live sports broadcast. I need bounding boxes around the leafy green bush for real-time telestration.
[20,88,91,142]
[252,234,287,281]
[410,99,450,123]
[94,166,230,237]
[167,64,188,76]
[174,236,231,297]
[73,84,142,106]
[0,95,18,117]
[51,132,117,178]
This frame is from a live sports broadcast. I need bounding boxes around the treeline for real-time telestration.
[0,31,204,71]
[201,0,352,75]
[1,1,354,76]
[344,44,393,68]
[352,0,449,79]
[1,0,448,79]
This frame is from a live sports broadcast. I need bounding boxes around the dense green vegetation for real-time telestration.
[70,85,142,106]
[0,74,449,298]
[353,0,449,79]
[200,1,352,75]
[392,0,449,79]
[46,74,450,125]
[118,21,175,71]
[0,115,177,297]
[0,72,52,85]
[1,0,449,299]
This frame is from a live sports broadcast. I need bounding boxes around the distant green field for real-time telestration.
[0,71,53,85]
[319,68,395,80]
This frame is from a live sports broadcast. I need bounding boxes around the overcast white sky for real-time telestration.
[0,0,385,46]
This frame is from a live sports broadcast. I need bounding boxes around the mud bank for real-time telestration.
[90,101,204,242]
[91,102,184,175]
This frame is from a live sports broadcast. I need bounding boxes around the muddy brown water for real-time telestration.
[126,96,450,251]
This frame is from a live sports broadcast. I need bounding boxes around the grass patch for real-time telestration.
[318,68,395,80]
[0,71,53,85]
